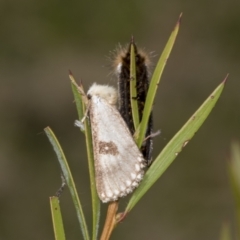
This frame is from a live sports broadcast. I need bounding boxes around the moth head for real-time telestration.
[111,43,152,76]
[87,83,118,106]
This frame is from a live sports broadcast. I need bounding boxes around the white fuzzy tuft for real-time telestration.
[87,83,118,106]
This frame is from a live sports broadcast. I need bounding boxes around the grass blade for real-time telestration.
[70,75,100,240]
[137,13,182,148]
[130,40,140,130]
[229,141,240,238]
[69,73,84,128]
[126,75,228,212]
[50,196,66,240]
[45,127,90,240]
[219,222,232,240]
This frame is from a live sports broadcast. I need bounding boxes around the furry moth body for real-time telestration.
[87,83,145,203]
[113,41,154,165]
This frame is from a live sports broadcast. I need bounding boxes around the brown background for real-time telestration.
[0,1,239,239]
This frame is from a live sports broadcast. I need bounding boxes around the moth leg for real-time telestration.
[74,101,91,131]
[80,101,91,123]
[143,129,161,142]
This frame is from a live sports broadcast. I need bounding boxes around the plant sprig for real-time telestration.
[46,13,228,240]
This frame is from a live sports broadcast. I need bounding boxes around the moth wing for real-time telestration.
[90,95,145,202]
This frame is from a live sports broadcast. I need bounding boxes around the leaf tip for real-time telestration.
[173,13,182,31]
[69,69,73,76]
[69,71,75,83]
[116,211,128,223]
[178,13,183,24]
[222,73,229,84]
[131,35,135,44]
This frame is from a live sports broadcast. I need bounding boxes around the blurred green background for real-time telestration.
[1,1,239,239]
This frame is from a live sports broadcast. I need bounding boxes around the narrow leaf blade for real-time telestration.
[70,76,100,240]
[50,196,66,240]
[126,76,227,212]
[219,222,232,240]
[229,141,240,238]
[69,73,84,124]
[45,127,90,240]
[137,13,182,148]
[130,40,140,130]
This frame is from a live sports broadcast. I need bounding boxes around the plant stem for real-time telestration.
[100,202,119,240]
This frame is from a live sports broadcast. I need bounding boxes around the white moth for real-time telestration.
[87,83,146,203]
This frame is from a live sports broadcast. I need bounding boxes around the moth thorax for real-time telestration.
[87,83,118,105]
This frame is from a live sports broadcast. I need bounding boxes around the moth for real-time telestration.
[87,83,146,203]
[113,41,154,165]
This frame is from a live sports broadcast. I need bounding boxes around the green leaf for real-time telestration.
[126,75,227,212]
[50,196,66,240]
[70,73,85,124]
[69,75,100,240]
[130,40,140,130]
[229,141,240,238]
[219,222,232,240]
[137,13,182,148]
[45,127,90,240]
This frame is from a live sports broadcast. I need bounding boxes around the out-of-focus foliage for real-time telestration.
[228,142,240,239]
